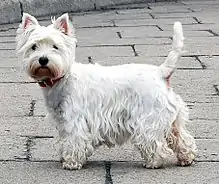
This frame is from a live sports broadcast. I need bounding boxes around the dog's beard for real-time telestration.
[29,62,62,81]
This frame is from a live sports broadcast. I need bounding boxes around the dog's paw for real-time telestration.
[143,161,163,169]
[177,152,195,167]
[62,161,82,170]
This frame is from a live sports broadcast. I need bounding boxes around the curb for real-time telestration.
[0,0,177,25]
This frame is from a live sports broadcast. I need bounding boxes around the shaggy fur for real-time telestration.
[16,13,197,170]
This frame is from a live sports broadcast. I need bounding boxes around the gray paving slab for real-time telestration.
[158,23,217,31]
[0,84,43,117]
[0,58,18,67]
[0,161,105,184]
[76,46,134,63]
[120,29,212,38]
[0,135,26,160]
[136,43,219,56]
[114,17,197,27]
[188,119,219,139]
[0,117,55,137]
[0,0,21,25]
[190,102,219,120]
[199,56,219,69]
[111,162,219,184]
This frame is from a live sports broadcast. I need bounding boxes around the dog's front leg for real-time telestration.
[59,131,94,170]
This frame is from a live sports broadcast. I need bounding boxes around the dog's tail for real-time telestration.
[159,22,184,79]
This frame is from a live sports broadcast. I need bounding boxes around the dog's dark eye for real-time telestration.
[31,44,37,51]
[53,45,58,50]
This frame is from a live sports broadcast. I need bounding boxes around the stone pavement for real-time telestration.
[0,0,219,183]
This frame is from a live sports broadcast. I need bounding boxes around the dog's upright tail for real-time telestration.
[159,22,184,79]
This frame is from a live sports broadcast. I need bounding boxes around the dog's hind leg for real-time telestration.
[167,95,197,166]
[135,138,174,169]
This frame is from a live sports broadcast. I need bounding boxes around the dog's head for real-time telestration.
[16,13,77,81]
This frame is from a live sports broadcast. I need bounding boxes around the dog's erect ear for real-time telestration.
[53,13,73,35]
[21,13,39,30]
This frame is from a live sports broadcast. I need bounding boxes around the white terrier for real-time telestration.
[16,13,197,170]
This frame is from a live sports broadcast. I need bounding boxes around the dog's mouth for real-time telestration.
[33,66,51,79]
[30,66,58,81]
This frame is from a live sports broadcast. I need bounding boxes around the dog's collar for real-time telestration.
[37,76,64,88]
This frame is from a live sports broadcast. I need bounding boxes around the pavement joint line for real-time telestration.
[155,25,163,31]
[28,100,36,117]
[0,40,15,43]
[193,17,202,24]
[213,84,219,95]
[180,2,196,12]
[0,27,17,32]
[88,56,94,64]
[194,55,207,69]
[110,20,116,27]
[131,44,138,56]
[20,135,54,139]
[149,13,155,19]
[194,137,218,140]
[18,1,23,17]
[116,31,122,39]
[205,30,219,37]
[0,35,15,37]
[177,68,203,70]
[24,136,33,161]
[0,82,36,84]
[104,161,113,184]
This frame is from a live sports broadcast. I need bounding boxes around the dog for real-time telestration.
[16,13,197,170]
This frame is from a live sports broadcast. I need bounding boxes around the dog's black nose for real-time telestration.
[39,57,49,66]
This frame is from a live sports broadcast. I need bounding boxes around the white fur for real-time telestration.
[16,13,197,170]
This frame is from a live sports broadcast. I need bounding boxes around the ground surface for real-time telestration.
[0,1,219,184]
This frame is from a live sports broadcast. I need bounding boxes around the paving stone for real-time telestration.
[152,12,193,19]
[0,135,26,160]
[188,119,219,139]
[0,49,16,58]
[73,10,152,21]
[199,56,219,69]
[0,58,19,67]
[117,8,151,15]
[148,3,192,13]
[0,36,16,42]
[31,138,58,161]
[111,162,219,184]
[196,139,219,161]
[114,17,197,27]
[0,0,21,25]
[0,67,31,82]
[136,43,219,56]
[0,161,105,184]
[172,70,217,96]
[0,117,55,137]
[120,29,212,38]
[34,99,47,117]
[182,1,219,5]
[76,46,134,63]
[185,4,219,12]
[0,83,43,117]
[190,102,219,120]
[76,27,121,46]
[158,23,217,31]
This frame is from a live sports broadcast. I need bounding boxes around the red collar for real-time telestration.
[37,76,64,88]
